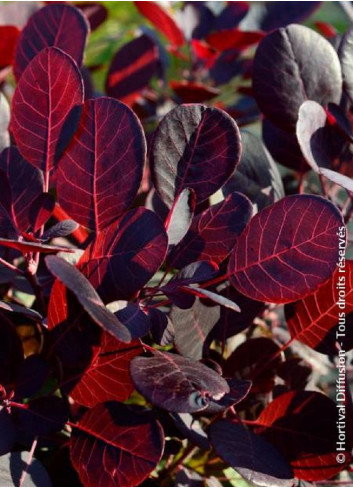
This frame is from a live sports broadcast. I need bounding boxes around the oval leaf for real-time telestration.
[130,349,229,413]
[11,47,84,174]
[14,4,89,80]
[70,402,164,486]
[150,104,241,207]
[253,24,342,130]
[229,195,343,303]
[57,97,146,232]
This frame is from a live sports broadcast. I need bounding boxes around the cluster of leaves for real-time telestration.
[0,1,352,487]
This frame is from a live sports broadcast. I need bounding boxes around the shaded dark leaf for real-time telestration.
[0,239,73,255]
[170,413,210,450]
[147,307,175,346]
[15,355,50,399]
[0,408,17,456]
[203,378,252,414]
[253,24,342,131]
[29,192,55,233]
[209,420,294,486]
[110,301,151,339]
[17,396,69,437]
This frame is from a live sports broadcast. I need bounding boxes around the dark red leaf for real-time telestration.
[206,29,264,52]
[69,332,143,408]
[150,104,241,207]
[0,26,20,67]
[228,195,344,303]
[134,1,185,47]
[78,207,168,302]
[77,2,107,31]
[223,130,284,211]
[285,261,353,353]
[170,81,219,103]
[130,349,229,413]
[45,256,132,343]
[106,34,160,105]
[70,402,164,486]
[0,146,43,233]
[110,301,151,339]
[170,298,220,360]
[11,47,84,175]
[14,4,89,80]
[254,391,352,481]
[224,338,282,394]
[57,97,145,233]
[168,192,252,269]
[209,420,294,486]
[29,192,55,233]
[252,24,342,131]
[165,188,195,246]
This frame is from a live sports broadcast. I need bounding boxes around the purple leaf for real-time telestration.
[42,220,79,241]
[150,104,241,207]
[147,307,175,346]
[130,349,229,412]
[70,402,164,486]
[57,97,146,233]
[223,130,284,211]
[0,146,43,233]
[203,378,252,414]
[183,285,241,311]
[78,207,168,302]
[106,34,160,104]
[253,24,342,131]
[168,192,252,269]
[228,195,344,303]
[17,396,69,437]
[165,188,196,246]
[0,239,73,255]
[209,420,294,486]
[45,256,132,343]
[108,300,151,339]
[14,4,89,80]
[170,297,220,359]
[11,47,84,175]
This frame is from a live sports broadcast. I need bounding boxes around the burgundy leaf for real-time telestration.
[78,207,168,302]
[150,104,241,207]
[57,97,146,233]
[45,256,132,343]
[69,332,143,408]
[212,285,265,340]
[0,238,73,255]
[147,307,175,346]
[77,2,107,31]
[17,396,69,437]
[0,146,43,233]
[252,24,342,131]
[224,338,283,394]
[228,195,344,303]
[168,192,252,269]
[109,301,151,339]
[0,301,42,322]
[254,391,352,481]
[170,298,220,360]
[15,355,50,399]
[209,420,294,486]
[134,1,185,47]
[42,220,79,241]
[130,349,229,413]
[206,29,264,52]
[11,47,84,175]
[0,26,20,67]
[70,402,164,486]
[165,188,195,246]
[170,81,219,104]
[223,130,284,211]
[285,261,353,353]
[105,34,160,105]
[14,4,89,80]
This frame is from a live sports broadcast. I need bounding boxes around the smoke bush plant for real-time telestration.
[0,1,352,486]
